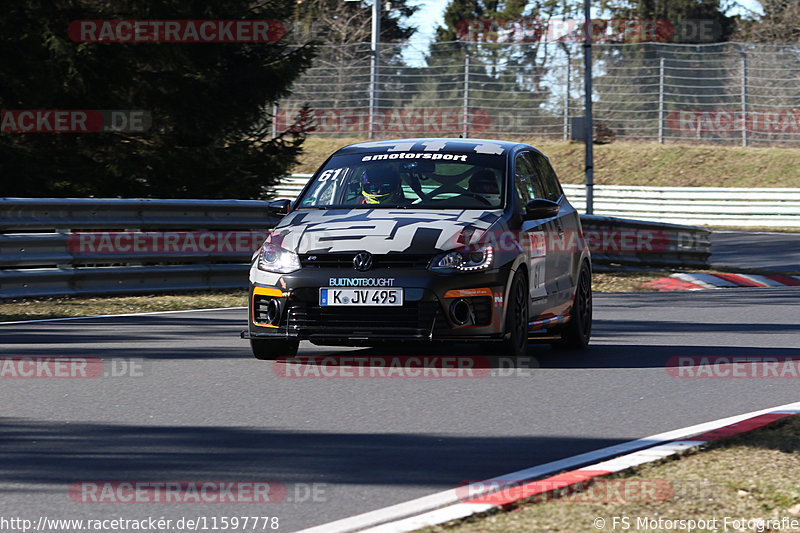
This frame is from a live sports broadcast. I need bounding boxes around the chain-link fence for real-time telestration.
[274,41,800,146]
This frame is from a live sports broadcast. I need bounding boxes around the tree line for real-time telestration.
[2,1,797,198]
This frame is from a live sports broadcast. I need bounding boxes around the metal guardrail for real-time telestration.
[269,175,800,228]
[266,174,313,201]
[1,197,710,299]
[563,185,800,227]
[0,198,277,299]
[0,197,276,232]
[580,215,711,269]
[0,264,249,300]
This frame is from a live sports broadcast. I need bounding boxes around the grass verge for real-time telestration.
[0,267,789,322]
[297,137,800,189]
[417,415,800,533]
[0,273,667,322]
[0,290,247,322]
[592,271,664,292]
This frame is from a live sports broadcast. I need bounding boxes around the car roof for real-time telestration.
[333,138,543,156]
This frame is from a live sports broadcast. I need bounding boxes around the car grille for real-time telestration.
[252,295,281,326]
[253,295,270,324]
[470,297,493,326]
[286,301,442,337]
[299,253,431,270]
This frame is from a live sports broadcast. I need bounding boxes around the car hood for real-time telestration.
[268,208,504,255]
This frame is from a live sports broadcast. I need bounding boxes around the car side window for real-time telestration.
[514,154,535,213]
[515,152,549,214]
[531,153,563,202]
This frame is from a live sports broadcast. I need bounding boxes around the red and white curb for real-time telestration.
[643,273,800,291]
[297,401,800,533]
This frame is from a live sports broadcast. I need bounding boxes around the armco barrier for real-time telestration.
[580,215,711,269]
[265,174,313,200]
[0,197,276,232]
[0,198,278,299]
[0,264,248,300]
[1,197,709,299]
[563,185,800,227]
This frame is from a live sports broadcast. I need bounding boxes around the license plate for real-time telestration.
[320,288,403,306]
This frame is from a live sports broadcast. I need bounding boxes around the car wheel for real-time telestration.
[501,269,529,357]
[553,263,592,349]
[250,338,299,360]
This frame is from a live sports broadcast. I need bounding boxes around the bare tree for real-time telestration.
[735,0,800,42]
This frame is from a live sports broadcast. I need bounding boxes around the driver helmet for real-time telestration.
[361,167,403,204]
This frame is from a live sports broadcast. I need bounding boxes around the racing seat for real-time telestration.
[468,170,500,195]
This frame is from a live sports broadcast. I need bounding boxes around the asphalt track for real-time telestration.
[2,288,800,532]
[710,230,800,272]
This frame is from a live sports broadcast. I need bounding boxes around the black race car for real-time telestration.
[247,138,591,359]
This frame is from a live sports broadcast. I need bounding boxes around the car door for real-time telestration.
[530,152,580,305]
[514,152,559,313]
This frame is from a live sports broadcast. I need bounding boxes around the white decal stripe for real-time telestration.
[473,143,504,155]
[422,140,447,151]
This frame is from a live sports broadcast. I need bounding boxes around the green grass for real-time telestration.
[0,269,751,321]
[2,266,793,321]
[592,271,664,292]
[0,290,247,322]
[0,275,660,321]
[417,415,800,533]
[296,137,800,188]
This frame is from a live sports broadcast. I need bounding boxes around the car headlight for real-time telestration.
[257,242,301,274]
[429,246,494,273]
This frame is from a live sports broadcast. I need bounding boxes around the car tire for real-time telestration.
[552,263,592,350]
[501,269,529,357]
[250,338,299,360]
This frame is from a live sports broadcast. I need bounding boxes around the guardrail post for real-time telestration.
[741,52,748,147]
[564,47,571,141]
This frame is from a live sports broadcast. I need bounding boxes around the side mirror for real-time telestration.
[523,198,559,220]
[267,199,291,217]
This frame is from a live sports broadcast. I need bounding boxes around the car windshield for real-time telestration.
[297,152,506,209]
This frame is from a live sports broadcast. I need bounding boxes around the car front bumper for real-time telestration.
[248,264,513,345]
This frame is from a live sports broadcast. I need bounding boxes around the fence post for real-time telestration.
[463,47,470,138]
[658,57,664,144]
[564,48,571,141]
[583,0,594,216]
[741,52,748,147]
[369,1,381,140]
